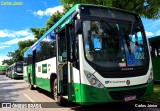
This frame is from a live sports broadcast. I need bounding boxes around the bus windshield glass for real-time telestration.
[83,19,147,68]
[16,63,23,73]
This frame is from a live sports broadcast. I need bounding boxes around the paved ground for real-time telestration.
[0,75,159,111]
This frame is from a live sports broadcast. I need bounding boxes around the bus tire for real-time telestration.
[29,84,34,90]
[53,79,65,106]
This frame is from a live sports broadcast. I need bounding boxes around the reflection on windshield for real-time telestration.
[16,64,23,73]
[83,20,146,67]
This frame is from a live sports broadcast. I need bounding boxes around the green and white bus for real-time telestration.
[24,4,153,105]
[7,62,23,79]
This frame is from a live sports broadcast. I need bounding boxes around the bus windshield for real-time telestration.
[83,19,147,68]
[16,63,23,73]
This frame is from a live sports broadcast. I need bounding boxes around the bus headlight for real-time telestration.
[147,69,153,83]
[91,78,96,85]
[84,70,104,88]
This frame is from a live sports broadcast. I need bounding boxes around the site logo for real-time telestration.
[1,0,23,6]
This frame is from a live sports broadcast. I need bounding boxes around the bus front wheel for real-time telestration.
[29,84,34,90]
[53,79,65,106]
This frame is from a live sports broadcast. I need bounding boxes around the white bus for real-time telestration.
[7,62,23,79]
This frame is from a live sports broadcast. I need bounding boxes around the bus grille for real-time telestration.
[109,87,147,100]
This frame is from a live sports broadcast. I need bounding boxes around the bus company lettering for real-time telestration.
[111,80,126,83]
[105,80,126,84]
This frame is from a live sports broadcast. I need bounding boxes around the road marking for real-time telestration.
[23,93,35,102]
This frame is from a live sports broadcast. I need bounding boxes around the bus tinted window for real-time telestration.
[80,6,137,22]
[36,31,56,62]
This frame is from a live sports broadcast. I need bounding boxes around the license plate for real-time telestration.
[124,95,136,101]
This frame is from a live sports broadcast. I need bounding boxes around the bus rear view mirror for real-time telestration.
[75,19,81,34]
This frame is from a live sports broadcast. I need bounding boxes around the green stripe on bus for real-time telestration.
[73,82,153,105]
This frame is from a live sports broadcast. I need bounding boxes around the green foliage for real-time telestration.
[140,85,160,104]
[2,59,14,66]
[18,39,36,50]
[3,39,36,66]
[61,0,160,19]
[3,50,23,65]
[21,47,30,57]
[46,11,63,30]
[30,28,46,39]
[152,57,160,80]
[31,5,71,39]
[3,5,71,66]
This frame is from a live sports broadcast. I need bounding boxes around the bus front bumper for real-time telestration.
[74,81,153,105]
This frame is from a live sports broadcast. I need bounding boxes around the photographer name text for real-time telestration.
[135,103,158,108]
[1,0,23,6]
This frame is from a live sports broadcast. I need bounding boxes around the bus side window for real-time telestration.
[58,30,67,62]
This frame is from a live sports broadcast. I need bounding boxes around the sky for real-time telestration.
[0,0,160,65]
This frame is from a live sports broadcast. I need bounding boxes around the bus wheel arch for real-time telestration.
[53,78,66,106]
[50,73,57,92]
[28,73,34,90]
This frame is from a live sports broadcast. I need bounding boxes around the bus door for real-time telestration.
[56,28,69,98]
[65,23,79,101]
[56,25,76,101]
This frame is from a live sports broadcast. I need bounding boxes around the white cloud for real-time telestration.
[0,30,10,37]
[0,29,32,38]
[0,46,10,49]
[145,31,154,37]
[33,6,63,17]
[0,56,11,65]
[155,29,160,36]
[2,35,35,45]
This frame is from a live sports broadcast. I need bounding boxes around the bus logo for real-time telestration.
[105,81,110,84]
[126,80,130,85]
[42,64,47,73]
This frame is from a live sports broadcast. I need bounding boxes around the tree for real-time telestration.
[46,5,72,30]
[46,11,63,30]
[31,5,71,39]
[18,39,36,50]
[2,39,36,66]
[2,50,22,66]
[3,5,72,66]
[2,59,14,66]
[30,28,46,39]
[61,0,160,19]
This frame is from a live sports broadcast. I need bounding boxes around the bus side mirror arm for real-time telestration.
[65,24,75,62]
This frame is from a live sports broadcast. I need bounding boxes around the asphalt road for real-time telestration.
[0,75,159,111]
